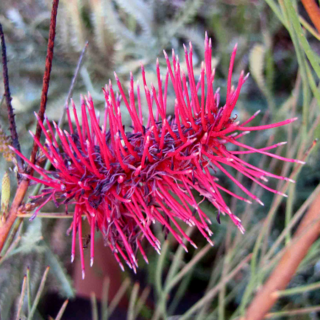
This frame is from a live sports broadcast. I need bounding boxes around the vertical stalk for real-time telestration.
[0,24,23,171]
[29,0,60,166]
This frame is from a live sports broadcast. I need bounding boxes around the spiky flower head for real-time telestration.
[12,34,302,278]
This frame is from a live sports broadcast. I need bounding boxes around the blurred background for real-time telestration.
[0,0,320,319]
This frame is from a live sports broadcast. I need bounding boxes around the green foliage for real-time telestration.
[57,0,115,78]
[0,252,45,320]
[43,244,75,298]
[16,219,43,255]
[249,44,275,112]
[0,218,74,318]
[56,0,206,79]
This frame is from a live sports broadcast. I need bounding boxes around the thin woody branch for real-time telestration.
[0,180,28,254]
[29,0,59,166]
[0,23,23,171]
[245,154,320,318]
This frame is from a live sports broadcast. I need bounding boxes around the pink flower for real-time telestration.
[11,34,302,277]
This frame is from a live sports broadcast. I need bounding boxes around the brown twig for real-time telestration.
[301,0,320,34]
[29,0,59,166]
[0,23,23,171]
[0,180,29,254]
[245,183,320,319]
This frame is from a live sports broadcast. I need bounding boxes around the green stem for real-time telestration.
[285,183,295,244]
[127,283,139,320]
[28,266,50,320]
[265,305,320,318]
[276,281,320,298]
[27,267,32,315]
[179,255,251,320]
[152,240,169,320]
[101,277,110,320]
[91,293,98,320]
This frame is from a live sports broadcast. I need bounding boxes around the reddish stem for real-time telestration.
[245,191,320,319]
[29,0,59,166]
[0,180,29,253]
